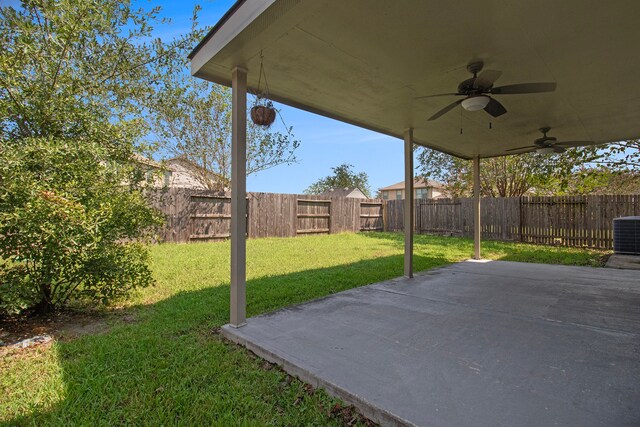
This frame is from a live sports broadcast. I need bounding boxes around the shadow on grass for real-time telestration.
[7,253,451,426]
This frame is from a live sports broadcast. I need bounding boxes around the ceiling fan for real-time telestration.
[415,60,557,121]
[506,127,594,154]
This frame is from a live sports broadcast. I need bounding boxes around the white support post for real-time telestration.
[230,66,247,327]
[404,129,414,278]
[473,155,481,260]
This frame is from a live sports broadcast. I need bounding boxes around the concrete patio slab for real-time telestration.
[222,261,640,427]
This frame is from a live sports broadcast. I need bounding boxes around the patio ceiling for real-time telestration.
[189,0,640,159]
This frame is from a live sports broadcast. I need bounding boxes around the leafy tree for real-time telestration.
[415,149,473,198]
[0,0,168,314]
[544,140,640,194]
[304,164,371,197]
[144,15,300,191]
[415,142,639,197]
[570,140,640,171]
[537,168,640,195]
[416,148,566,197]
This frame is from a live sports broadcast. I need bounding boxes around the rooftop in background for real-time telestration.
[379,178,443,191]
[189,0,640,159]
[133,153,165,170]
[317,187,368,199]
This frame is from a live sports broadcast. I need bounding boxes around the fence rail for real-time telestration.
[153,189,638,249]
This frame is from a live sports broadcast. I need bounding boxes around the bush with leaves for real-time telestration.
[0,0,174,315]
[0,138,162,315]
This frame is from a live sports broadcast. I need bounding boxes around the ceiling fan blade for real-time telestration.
[484,97,507,117]
[474,70,502,89]
[491,82,557,95]
[415,93,461,100]
[427,99,462,121]
[555,140,594,148]
[553,146,567,153]
[505,145,537,152]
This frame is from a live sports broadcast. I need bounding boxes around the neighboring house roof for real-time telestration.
[379,178,444,191]
[133,156,209,173]
[165,157,203,171]
[132,154,172,170]
[318,187,368,198]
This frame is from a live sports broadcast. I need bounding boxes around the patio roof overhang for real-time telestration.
[189,0,640,159]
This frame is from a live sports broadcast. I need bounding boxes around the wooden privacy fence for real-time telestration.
[153,189,638,249]
[152,188,384,243]
[386,194,640,249]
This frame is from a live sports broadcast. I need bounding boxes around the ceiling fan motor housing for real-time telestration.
[458,78,480,94]
[535,136,557,146]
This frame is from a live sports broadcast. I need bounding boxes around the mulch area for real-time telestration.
[0,310,116,349]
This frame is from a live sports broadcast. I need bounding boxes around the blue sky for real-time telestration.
[148,0,410,195]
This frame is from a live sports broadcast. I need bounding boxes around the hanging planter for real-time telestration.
[251,99,276,127]
[250,52,277,128]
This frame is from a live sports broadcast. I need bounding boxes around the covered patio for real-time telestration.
[189,0,640,425]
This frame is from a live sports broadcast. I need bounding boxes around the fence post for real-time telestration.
[382,200,387,232]
[519,197,524,242]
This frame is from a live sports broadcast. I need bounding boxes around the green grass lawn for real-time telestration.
[0,233,606,426]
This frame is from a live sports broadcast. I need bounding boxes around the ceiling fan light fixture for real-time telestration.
[536,146,555,154]
[461,95,490,111]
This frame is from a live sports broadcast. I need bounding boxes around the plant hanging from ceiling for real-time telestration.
[250,52,276,127]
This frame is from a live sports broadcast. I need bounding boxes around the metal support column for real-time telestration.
[404,129,414,278]
[230,66,247,327]
[473,155,481,260]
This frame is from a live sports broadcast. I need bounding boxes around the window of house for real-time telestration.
[164,171,173,187]
[396,190,403,200]
[416,188,428,199]
[382,191,388,200]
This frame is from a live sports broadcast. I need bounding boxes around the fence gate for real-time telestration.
[188,194,248,241]
[188,194,231,241]
[360,201,383,231]
[296,199,331,235]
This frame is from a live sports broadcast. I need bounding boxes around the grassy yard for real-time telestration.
[0,233,606,426]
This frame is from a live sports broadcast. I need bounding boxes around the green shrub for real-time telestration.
[0,138,162,315]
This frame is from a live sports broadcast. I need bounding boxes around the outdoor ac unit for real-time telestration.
[613,216,640,255]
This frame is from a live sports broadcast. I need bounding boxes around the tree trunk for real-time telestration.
[33,283,54,314]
